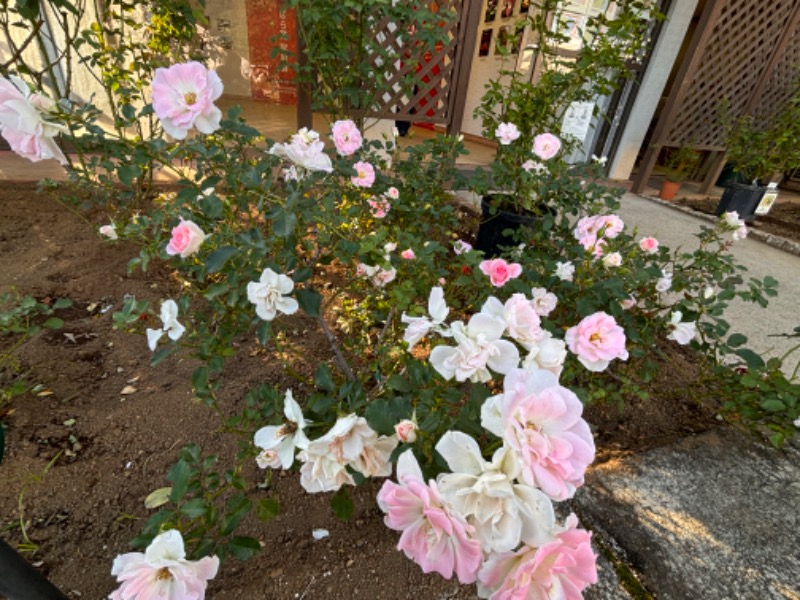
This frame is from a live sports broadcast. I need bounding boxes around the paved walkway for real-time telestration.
[2,100,800,599]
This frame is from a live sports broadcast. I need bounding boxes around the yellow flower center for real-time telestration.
[155,567,173,581]
[184,92,198,106]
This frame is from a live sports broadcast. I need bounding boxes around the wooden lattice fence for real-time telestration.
[632,0,800,193]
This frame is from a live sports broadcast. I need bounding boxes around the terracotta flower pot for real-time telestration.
[658,180,681,201]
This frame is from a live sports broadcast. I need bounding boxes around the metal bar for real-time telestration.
[0,538,69,600]
[631,0,727,193]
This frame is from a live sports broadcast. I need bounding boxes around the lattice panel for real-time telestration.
[750,26,800,125]
[363,0,465,124]
[665,0,799,148]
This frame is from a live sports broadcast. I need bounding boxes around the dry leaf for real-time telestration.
[120,385,137,395]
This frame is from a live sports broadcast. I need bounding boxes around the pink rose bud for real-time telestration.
[394,419,417,443]
[401,249,415,260]
[638,237,659,253]
[99,224,118,240]
[166,218,205,258]
[479,258,523,287]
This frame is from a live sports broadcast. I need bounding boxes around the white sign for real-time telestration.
[755,190,778,215]
[561,101,594,140]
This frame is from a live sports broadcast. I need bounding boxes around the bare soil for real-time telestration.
[676,196,800,244]
[0,182,723,599]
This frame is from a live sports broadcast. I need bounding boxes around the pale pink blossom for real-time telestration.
[722,211,743,228]
[732,224,748,241]
[367,196,391,218]
[401,286,450,349]
[0,75,67,164]
[151,62,223,140]
[602,251,623,268]
[667,311,697,345]
[477,514,597,599]
[430,314,520,383]
[99,224,118,240]
[331,119,363,156]
[453,239,473,254]
[565,312,628,372]
[247,268,299,321]
[377,449,483,583]
[554,261,575,281]
[352,161,376,187]
[166,218,205,257]
[479,258,523,287]
[521,332,568,377]
[401,248,415,260]
[270,128,333,173]
[532,133,561,160]
[495,122,521,145]
[573,214,624,240]
[639,236,659,253]
[578,235,607,257]
[656,270,673,293]
[436,431,555,553]
[109,530,219,600]
[483,294,544,350]
[395,419,418,443]
[480,369,595,500]
[530,287,557,316]
[254,389,308,469]
[357,262,395,287]
[620,296,637,310]
[522,159,545,174]
[386,186,400,200]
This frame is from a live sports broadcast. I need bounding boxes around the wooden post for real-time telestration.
[699,151,727,193]
[295,14,313,130]
[446,0,482,137]
[631,144,660,194]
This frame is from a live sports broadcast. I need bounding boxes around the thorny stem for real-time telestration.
[318,314,355,381]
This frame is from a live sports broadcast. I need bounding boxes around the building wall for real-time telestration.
[205,0,253,97]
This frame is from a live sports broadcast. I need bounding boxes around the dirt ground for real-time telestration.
[677,196,800,244]
[0,182,723,599]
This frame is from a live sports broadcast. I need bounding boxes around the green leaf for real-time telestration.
[256,497,280,522]
[256,321,271,345]
[42,317,64,329]
[205,246,238,273]
[331,487,354,521]
[314,364,335,392]
[167,459,192,503]
[272,210,297,237]
[144,487,172,509]
[118,164,140,186]
[760,399,786,412]
[727,333,748,348]
[296,288,322,317]
[180,498,209,518]
[292,267,314,283]
[53,298,73,309]
[150,346,174,367]
[387,374,412,393]
[15,0,40,20]
[735,348,765,370]
[227,536,261,560]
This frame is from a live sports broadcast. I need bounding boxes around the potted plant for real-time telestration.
[716,93,800,221]
[659,144,701,201]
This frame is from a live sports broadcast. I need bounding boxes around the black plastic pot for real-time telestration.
[714,183,766,223]
[475,195,554,257]
[714,164,747,188]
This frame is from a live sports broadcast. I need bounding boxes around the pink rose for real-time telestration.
[477,514,597,599]
[479,258,522,287]
[0,75,67,164]
[99,224,118,240]
[151,62,223,140]
[495,122,521,145]
[639,236,659,253]
[377,450,482,583]
[367,197,391,218]
[385,186,400,200]
[166,218,205,257]
[502,294,545,350]
[574,214,624,240]
[453,239,472,254]
[401,249,415,260]
[351,161,376,188]
[394,419,417,443]
[565,311,628,372]
[331,119,363,156]
[532,132,561,160]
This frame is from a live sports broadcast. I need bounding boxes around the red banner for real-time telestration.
[245,0,297,104]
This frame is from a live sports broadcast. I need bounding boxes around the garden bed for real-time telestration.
[0,182,727,598]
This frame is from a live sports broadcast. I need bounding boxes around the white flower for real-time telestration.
[429,313,519,383]
[357,262,396,288]
[521,159,546,174]
[401,286,450,349]
[602,252,623,268]
[722,211,743,228]
[482,295,545,351]
[554,261,575,282]
[394,419,417,443]
[269,128,333,173]
[145,299,185,351]
[591,154,608,165]
[703,286,716,299]
[521,331,567,377]
[495,122,521,145]
[247,268,299,321]
[99,224,118,240]
[254,389,309,469]
[666,311,697,345]
[435,431,555,553]
[655,270,673,293]
[794,417,800,428]
[453,239,473,254]
[530,287,557,316]
[732,224,748,241]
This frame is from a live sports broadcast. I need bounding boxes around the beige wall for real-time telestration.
[204,0,252,97]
